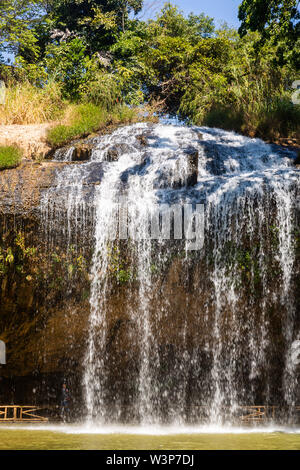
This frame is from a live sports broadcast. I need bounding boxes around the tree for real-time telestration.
[112,4,219,110]
[238,0,300,66]
[47,0,143,52]
[0,0,45,63]
[239,0,299,39]
[44,37,91,98]
[107,0,143,32]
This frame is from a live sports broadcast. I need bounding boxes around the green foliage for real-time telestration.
[0,1,298,141]
[44,37,91,99]
[47,103,107,146]
[238,0,300,67]
[0,0,45,63]
[0,232,37,277]
[239,0,299,40]
[81,71,121,108]
[47,0,143,52]
[111,4,217,108]
[256,97,300,139]
[0,145,22,170]
[178,26,300,139]
[47,102,138,146]
[107,244,133,284]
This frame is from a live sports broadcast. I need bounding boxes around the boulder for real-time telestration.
[105,143,132,162]
[183,146,198,187]
[136,134,148,146]
[73,144,92,162]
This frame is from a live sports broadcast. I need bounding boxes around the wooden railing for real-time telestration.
[0,404,299,424]
[239,406,277,422]
[0,406,48,422]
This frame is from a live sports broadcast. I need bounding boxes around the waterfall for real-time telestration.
[40,121,299,425]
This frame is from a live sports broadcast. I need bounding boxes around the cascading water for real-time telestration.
[40,121,299,425]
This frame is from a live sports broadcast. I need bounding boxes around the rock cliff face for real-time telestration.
[0,161,91,408]
[0,122,299,423]
[0,124,53,159]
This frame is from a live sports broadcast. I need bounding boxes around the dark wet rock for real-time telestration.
[105,143,132,161]
[136,134,148,146]
[52,143,93,162]
[120,155,150,184]
[81,162,104,185]
[183,146,198,187]
[202,142,226,175]
[0,162,67,217]
[152,146,198,189]
[73,144,92,162]
[294,151,300,166]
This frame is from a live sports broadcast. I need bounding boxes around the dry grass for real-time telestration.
[0,81,65,125]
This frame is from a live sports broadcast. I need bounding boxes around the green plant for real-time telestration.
[0,145,23,170]
[47,103,107,146]
[107,244,133,284]
[44,38,91,100]
[0,231,38,277]
[81,72,121,109]
[47,103,139,147]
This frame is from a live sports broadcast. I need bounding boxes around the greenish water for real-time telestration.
[0,425,299,450]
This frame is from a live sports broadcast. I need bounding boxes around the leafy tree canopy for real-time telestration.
[0,0,46,62]
[46,0,143,51]
[238,0,300,66]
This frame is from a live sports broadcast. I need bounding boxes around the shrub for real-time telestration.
[0,145,23,170]
[202,97,300,141]
[81,72,121,109]
[203,106,244,133]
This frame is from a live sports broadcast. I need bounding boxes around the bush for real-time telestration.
[0,146,23,170]
[202,98,300,141]
[203,106,244,133]
[81,72,121,109]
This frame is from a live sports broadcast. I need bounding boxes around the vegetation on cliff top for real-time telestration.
[0,0,299,143]
[47,103,140,147]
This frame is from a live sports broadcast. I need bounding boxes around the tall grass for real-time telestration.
[0,79,141,148]
[203,98,300,141]
[201,73,300,141]
[0,81,65,125]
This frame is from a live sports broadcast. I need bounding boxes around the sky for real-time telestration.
[140,0,242,29]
